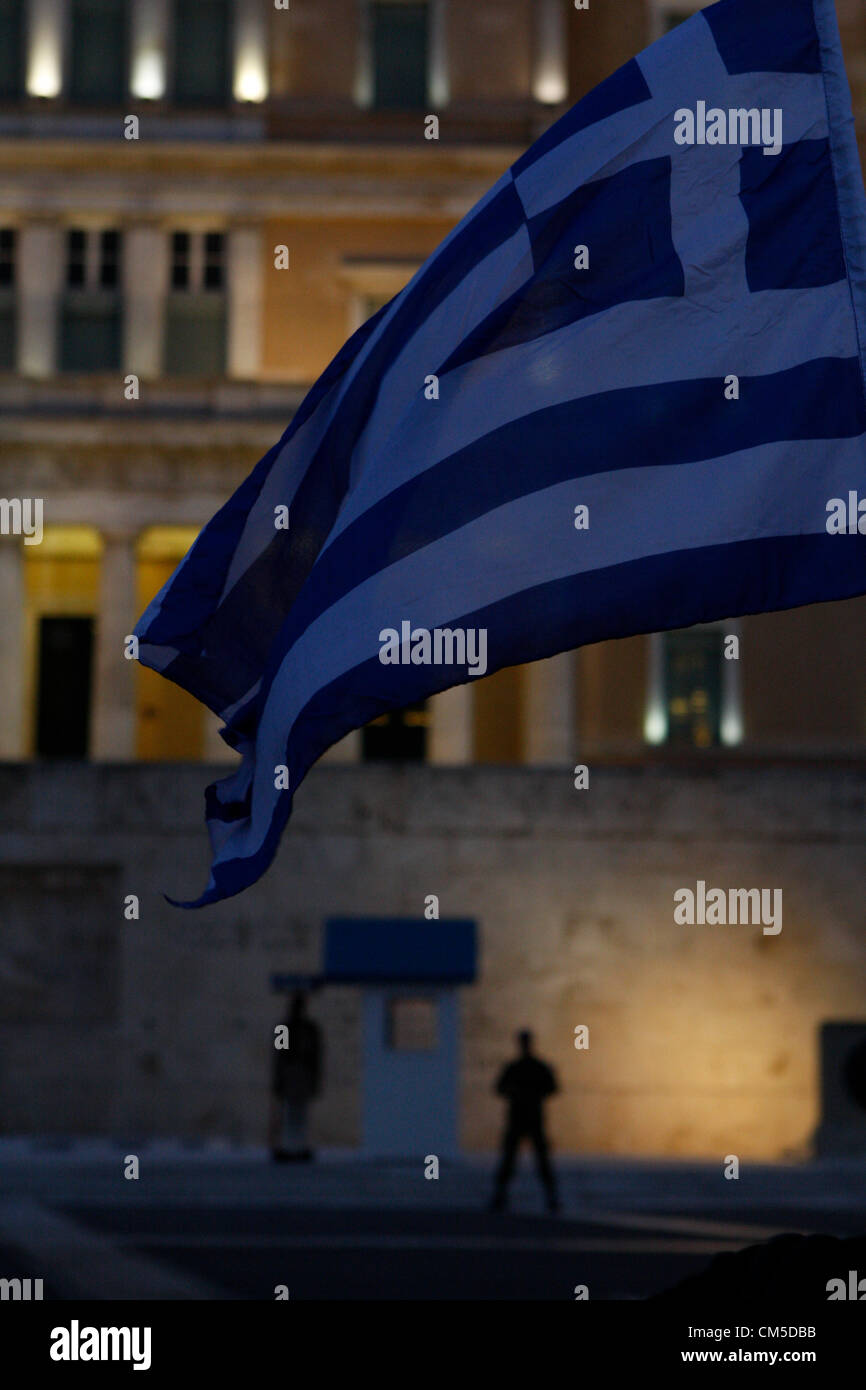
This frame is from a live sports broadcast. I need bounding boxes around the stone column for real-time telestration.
[91,529,138,760]
[130,0,169,100]
[533,0,568,105]
[26,0,66,99]
[524,650,576,765]
[0,540,25,758]
[319,730,362,764]
[227,223,264,380]
[17,220,64,378]
[123,222,169,379]
[233,0,269,103]
[428,685,473,765]
[203,712,240,764]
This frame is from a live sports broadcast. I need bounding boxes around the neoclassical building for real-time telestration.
[2,0,866,1158]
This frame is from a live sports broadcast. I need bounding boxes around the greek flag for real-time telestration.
[137,0,866,906]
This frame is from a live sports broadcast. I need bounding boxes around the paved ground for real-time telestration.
[1,1142,864,1299]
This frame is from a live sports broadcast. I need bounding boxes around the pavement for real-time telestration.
[1,1141,864,1300]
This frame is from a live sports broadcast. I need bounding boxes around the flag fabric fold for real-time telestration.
[136,0,866,906]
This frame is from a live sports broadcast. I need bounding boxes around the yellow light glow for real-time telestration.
[644,698,667,746]
[27,32,62,99]
[234,53,268,104]
[721,708,744,747]
[131,50,165,101]
[533,66,568,105]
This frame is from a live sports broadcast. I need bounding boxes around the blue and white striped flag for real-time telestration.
[137,0,866,906]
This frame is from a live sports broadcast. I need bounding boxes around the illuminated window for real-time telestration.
[664,630,724,748]
[0,0,23,100]
[371,2,429,109]
[387,996,438,1051]
[164,230,226,375]
[174,0,230,106]
[69,0,127,105]
[0,227,16,371]
[60,228,123,372]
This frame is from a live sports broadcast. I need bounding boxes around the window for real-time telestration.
[69,0,127,105]
[363,700,429,762]
[36,617,94,758]
[0,0,23,100]
[663,629,724,748]
[164,230,226,376]
[60,228,123,372]
[174,0,231,106]
[371,2,429,109]
[387,996,438,1051]
[0,227,16,370]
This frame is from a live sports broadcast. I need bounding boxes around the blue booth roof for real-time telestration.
[322,917,477,984]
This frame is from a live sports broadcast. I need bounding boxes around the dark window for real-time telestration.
[171,231,190,289]
[99,229,120,288]
[0,232,15,367]
[69,0,127,105]
[164,295,226,375]
[60,298,122,371]
[36,617,94,758]
[663,630,723,748]
[0,0,24,101]
[0,227,15,287]
[174,0,230,106]
[66,229,87,289]
[363,699,428,761]
[371,2,428,110]
[203,232,224,290]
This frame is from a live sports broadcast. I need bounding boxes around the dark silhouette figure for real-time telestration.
[490,1030,560,1213]
[270,990,322,1163]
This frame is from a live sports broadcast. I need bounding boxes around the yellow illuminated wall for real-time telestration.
[136,528,205,762]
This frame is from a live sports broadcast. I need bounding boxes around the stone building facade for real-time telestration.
[0,0,865,1156]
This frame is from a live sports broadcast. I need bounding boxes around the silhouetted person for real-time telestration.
[490,1030,560,1213]
[270,990,322,1162]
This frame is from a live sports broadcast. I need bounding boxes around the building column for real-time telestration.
[91,529,138,761]
[130,0,169,101]
[320,730,362,764]
[227,223,264,380]
[524,650,576,765]
[0,541,25,758]
[532,0,568,105]
[203,712,240,764]
[428,685,473,765]
[233,0,269,104]
[123,222,169,379]
[17,220,64,378]
[26,0,66,99]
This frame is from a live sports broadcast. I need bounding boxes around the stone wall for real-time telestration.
[1,759,865,1158]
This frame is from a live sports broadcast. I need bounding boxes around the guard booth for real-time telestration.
[274,917,477,1157]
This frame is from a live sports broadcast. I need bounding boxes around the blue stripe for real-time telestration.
[703,0,821,74]
[814,0,866,401]
[513,58,652,178]
[237,356,866,688]
[182,529,866,905]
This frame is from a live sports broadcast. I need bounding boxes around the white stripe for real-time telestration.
[222,433,866,863]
